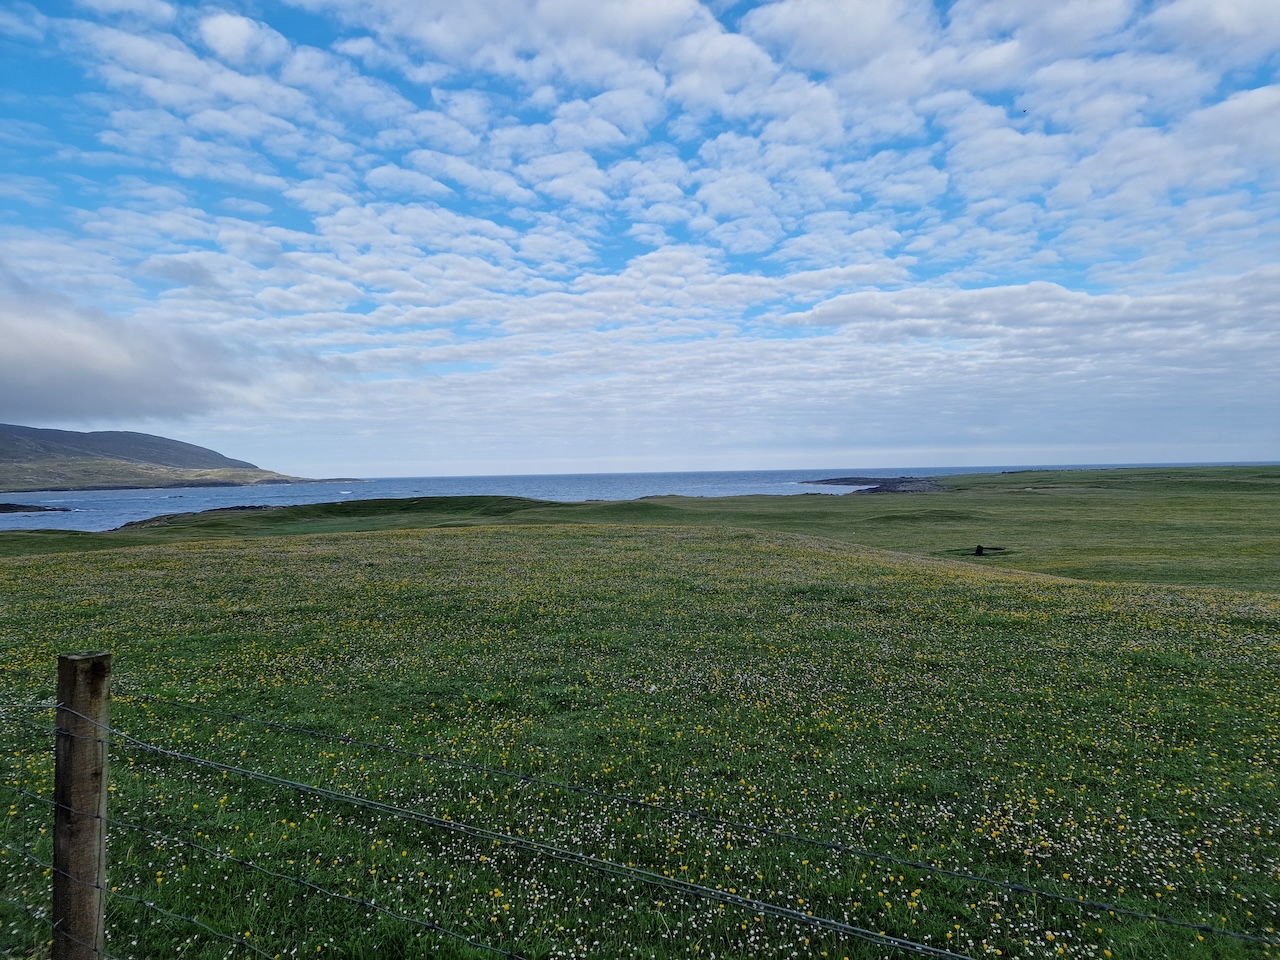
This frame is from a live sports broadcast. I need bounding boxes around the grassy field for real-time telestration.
[4,466,1277,593]
[1,467,1278,959]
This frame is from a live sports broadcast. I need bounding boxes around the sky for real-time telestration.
[1,0,1278,478]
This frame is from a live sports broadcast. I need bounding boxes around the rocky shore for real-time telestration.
[0,502,72,513]
[804,476,946,493]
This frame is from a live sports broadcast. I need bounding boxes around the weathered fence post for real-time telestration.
[53,651,111,960]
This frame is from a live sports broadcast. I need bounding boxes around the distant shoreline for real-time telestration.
[0,477,363,495]
[805,475,947,492]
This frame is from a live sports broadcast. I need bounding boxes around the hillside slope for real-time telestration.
[0,423,301,491]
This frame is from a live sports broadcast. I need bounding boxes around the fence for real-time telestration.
[1,654,1274,960]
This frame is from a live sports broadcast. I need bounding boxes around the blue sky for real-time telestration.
[1,0,1277,477]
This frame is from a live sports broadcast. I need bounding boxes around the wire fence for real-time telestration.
[2,695,1275,960]
[122,695,1269,944]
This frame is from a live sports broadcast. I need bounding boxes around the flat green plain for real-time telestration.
[1,466,1277,959]
[5,466,1277,593]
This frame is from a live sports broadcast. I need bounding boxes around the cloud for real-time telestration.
[198,13,289,69]
[943,0,1136,62]
[74,0,174,24]
[517,150,611,206]
[0,266,251,421]
[2,0,1276,472]
[407,149,539,204]
[742,0,936,73]
[1179,84,1280,185]
[364,163,451,197]
[663,24,780,116]
[296,0,710,87]
[0,4,47,42]
[1147,0,1280,64]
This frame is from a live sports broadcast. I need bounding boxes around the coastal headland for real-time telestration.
[0,422,307,493]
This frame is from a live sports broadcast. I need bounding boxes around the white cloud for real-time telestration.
[1147,0,1280,64]
[364,163,451,197]
[663,25,780,116]
[296,0,711,89]
[0,175,57,205]
[185,104,297,141]
[1179,85,1280,185]
[517,150,611,206]
[74,0,174,23]
[199,13,289,68]
[0,265,250,420]
[944,0,1137,61]
[280,45,417,122]
[3,0,1276,473]
[0,4,47,41]
[1023,52,1212,138]
[408,149,539,204]
[71,23,312,119]
[742,0,935,73]
[549,100,628,150]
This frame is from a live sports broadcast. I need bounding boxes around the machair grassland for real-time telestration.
[1,468,1278,959]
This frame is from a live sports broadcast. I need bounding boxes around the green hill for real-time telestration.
[0,422,301,491]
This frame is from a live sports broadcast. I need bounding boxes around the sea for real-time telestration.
[0,463,1261,533]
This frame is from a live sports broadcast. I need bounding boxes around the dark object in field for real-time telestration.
[974,545,1006,555]
[0,502,72,513]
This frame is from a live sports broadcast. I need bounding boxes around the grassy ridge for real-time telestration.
[4,466,1278,593]
[2,519,1278,958]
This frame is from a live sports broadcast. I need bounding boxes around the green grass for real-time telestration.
[1,466,1278,958]
[4,466,1278,593]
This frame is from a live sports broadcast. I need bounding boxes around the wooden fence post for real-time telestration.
[53,651,111,960]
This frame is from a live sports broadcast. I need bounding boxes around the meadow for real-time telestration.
[5,466,1277,593]
[1,467,1278,959]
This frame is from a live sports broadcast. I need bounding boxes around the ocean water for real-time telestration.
[0,463,1250,533]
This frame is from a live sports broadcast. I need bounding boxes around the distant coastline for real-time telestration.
[805,475,947,492]
[6,477,364,494]
[5,465,1277,535]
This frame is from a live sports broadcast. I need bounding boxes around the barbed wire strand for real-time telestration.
[103,812,528,960]
[0,731,291,959]
[0,701,55,715]
[0,841,125,960]
[1,783,56,807]
[0,893,49,924]
[13,703,1274,951]
[104,725,977,960]
[3,763,966,960]
[115,695,1276,947]
[0,841,50,872]
[56,925,120,960]
[4,712,58,734]
[2,837,273,960]
[7,799,518,960]
[106,888,282,960]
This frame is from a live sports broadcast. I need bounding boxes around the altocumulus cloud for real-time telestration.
[0,0,1276,475]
